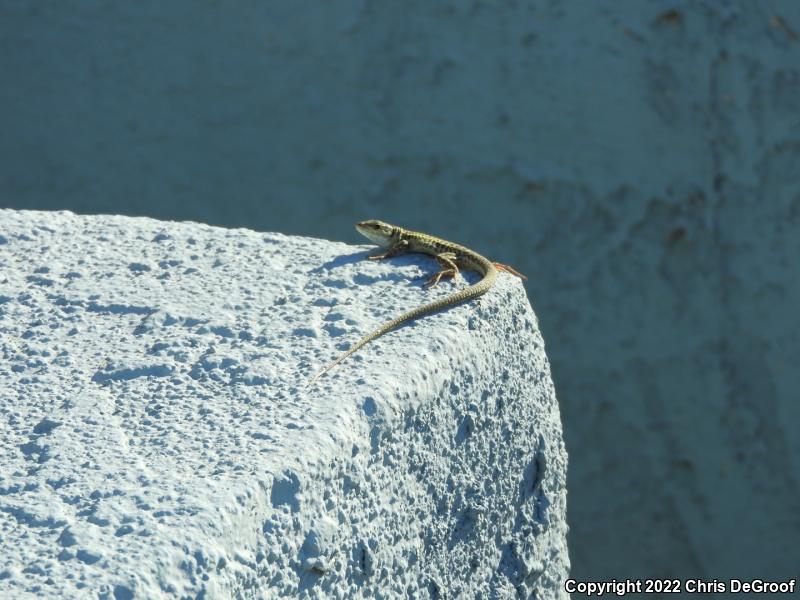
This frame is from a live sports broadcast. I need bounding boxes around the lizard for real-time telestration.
[307,220,526,385]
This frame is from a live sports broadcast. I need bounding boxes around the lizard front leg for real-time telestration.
[368,239,409,260]
[424,252,459,288]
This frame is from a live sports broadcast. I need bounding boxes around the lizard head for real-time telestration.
[356,220,398,246]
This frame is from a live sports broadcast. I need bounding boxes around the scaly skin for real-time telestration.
[307,220,525,385]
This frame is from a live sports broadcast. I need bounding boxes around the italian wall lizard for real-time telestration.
[308,220,525,385]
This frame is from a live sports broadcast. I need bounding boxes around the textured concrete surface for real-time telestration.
[0,210,568,598]
[2,1,799,590]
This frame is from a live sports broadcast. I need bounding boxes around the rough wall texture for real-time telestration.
[0,210,568,598]
[2,0,799,591]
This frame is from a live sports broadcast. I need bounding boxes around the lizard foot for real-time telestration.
[423,268,458,288]
[494,262,527,280]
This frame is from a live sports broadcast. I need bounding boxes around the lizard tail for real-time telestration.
[306,266,497,387]
[305,324,391,387]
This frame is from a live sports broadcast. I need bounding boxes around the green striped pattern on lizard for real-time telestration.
[308,220,525,385]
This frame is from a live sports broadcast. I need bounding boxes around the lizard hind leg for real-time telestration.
[424,268,458,288]
[494,262,527,280]
[424,252,460,288]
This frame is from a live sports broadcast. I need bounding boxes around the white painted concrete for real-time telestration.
[0,210,568,598]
